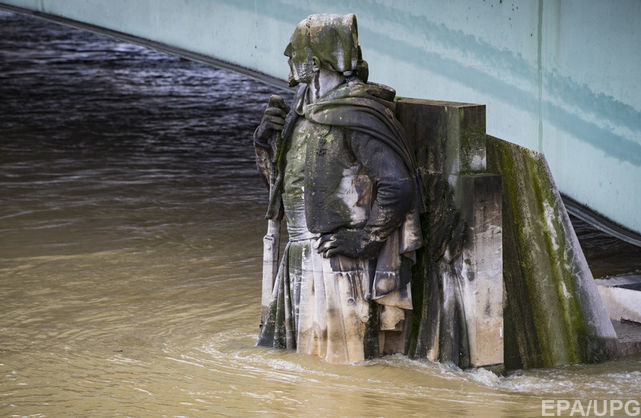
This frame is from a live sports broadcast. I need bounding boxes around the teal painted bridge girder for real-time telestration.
[2,0,640,237]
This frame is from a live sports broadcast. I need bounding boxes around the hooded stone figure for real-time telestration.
[254,13,423,363]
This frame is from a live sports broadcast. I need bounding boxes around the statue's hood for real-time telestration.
[285,14,360,74]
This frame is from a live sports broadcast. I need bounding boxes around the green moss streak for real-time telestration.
[487,135,601,368]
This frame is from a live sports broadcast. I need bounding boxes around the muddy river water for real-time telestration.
[1,10,640,416]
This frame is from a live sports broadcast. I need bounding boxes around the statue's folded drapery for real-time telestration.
[256,80,420,363]
[257,237,375,363]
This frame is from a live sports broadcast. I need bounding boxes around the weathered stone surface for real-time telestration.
[261,220,280,325]
[486,136,617,369]
[596,276,641,324]
[459,174,503,367]
[396,98,501,368]
[444,105,486,181]
[395,99,620,370]
[395,99,486,177]
[609,320,641,358]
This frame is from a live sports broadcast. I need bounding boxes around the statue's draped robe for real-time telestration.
[256,80,422,363]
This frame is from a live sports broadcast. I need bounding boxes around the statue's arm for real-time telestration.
[253,95,289,188]
[317,130,414,258]
[350,130,414,240]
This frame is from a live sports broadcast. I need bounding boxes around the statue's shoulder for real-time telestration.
[359,81,396,102]
[306,80,401,129]
[330,80,396,103]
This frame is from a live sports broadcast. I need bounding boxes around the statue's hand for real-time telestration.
[315,228,383,259]
[254,95,289,148]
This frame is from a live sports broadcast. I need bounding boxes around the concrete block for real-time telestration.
[596,276,641,324]
[396,98,503,368]
[395,98,486,177]
[444,105,487,176]
[459,174,504,367]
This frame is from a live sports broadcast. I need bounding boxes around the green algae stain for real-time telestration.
[487,135,609,368]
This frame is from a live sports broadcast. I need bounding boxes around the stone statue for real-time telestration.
[254,13,423,363]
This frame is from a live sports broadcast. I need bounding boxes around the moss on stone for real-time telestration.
[487,135,614,368]
[397,99,613,369]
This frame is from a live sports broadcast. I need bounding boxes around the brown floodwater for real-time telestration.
[1,9,640,417]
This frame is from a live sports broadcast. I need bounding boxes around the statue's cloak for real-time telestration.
[305,80,419,179]
[268,80,424,230]
[271,80,423,298]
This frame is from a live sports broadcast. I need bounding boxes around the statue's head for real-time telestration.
[284,13,368,87]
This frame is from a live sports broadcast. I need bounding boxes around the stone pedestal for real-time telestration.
[396,98,504,368]
[459,174,503,367]
[394,97,618,370]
